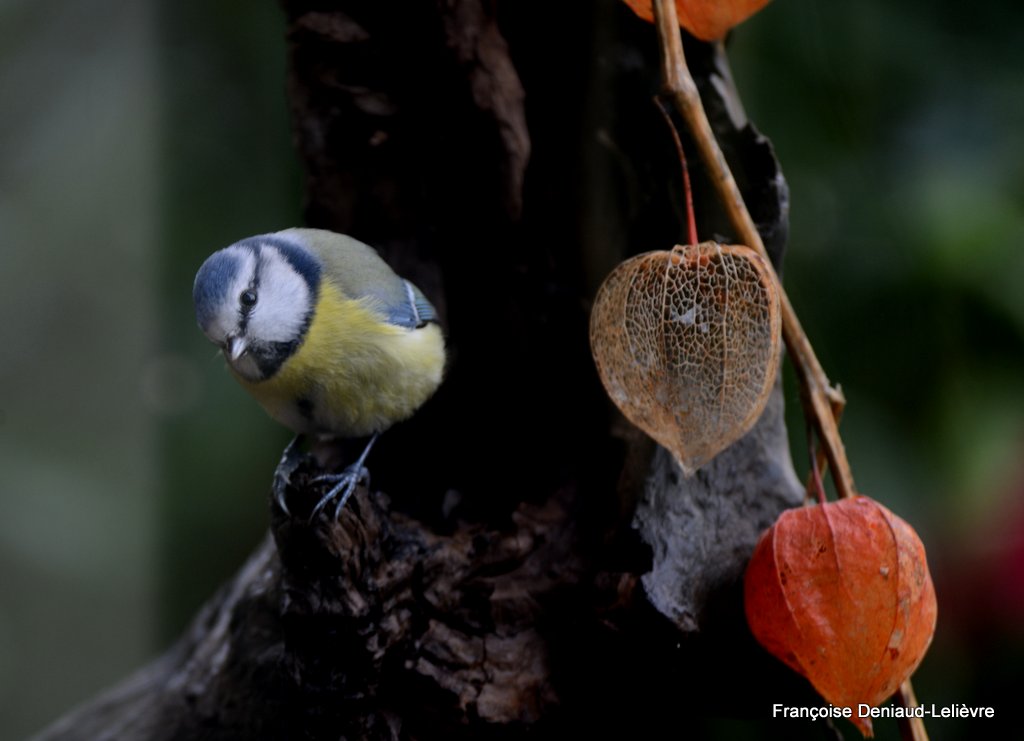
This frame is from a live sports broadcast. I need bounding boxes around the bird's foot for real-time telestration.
[272,434,306,516]
[308,464,370,522]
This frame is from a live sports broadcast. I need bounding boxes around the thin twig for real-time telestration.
[895,679,930,741]
[806,393,846,501]
[648,2,926,738]
[806,424,827,506]
[650,0,854,501]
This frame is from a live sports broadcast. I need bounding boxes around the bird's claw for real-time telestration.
[308,465,370,522]
[272,435,306,516]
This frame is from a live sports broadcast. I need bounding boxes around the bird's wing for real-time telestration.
[400,280,438,327]
[283,229,438,330]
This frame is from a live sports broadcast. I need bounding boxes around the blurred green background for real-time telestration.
[1,1,1021,739]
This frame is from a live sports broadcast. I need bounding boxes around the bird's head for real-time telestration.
[193,235,322,381]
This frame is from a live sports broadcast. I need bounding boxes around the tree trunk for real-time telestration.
[35,2,817,739]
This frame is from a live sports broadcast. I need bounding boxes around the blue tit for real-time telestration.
[192,228,446,517]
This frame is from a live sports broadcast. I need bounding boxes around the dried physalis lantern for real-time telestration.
[744,496,938,737]
[622,0,773,42]
[590,242,781,475]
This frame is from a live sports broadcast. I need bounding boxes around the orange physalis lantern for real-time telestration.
[622,0,772,42]
[744,496,938,736]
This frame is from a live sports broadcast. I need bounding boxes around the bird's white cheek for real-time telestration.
[247,283,311,343]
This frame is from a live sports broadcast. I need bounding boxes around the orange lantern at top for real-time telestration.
[622,0,772,42]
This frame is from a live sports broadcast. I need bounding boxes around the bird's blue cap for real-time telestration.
[193,249,242,331]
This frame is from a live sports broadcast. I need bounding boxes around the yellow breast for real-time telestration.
[234,281,445,437]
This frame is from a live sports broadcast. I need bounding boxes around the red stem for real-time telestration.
[681,143,698,245]
[655,98,699,245]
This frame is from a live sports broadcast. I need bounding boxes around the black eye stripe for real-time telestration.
[237,271,260,331]
[239,248,272,315]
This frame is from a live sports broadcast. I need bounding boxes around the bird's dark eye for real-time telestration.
[240,289,258,308]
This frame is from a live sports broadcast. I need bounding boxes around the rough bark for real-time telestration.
[35,2,815,739]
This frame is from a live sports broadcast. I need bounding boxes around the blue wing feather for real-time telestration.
[383,280,437,328]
